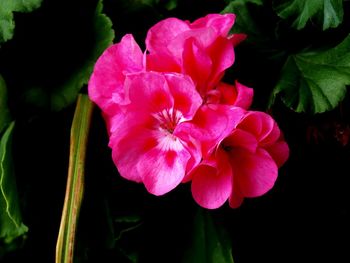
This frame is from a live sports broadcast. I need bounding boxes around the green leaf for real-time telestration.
[164,0,177,10]
[183,209,234,263]
[0,75,11,135]
[116,0,176,11]
[222,0,285,60]
[274,0,344,30]
[222,0,263,39]
[114,215,143,263]
[0,122,28,248]
[138,0,160,6]
[0,0,42,43]
[0,75,27,252]
[271,34,350,113]
[51,0,114,111]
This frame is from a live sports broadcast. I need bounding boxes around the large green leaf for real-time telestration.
[0,75,11,135]
[0,122,28,252]
[51,0,114,111]
[183,209,234,263]
[271,34,350,113]
[274,0,344,30]
[1,75,26,256]
[0,75,27,252]
[0,0,42,43]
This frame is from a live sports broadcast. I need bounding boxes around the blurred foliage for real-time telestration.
[183,209,234,263]
[0,75,11,134]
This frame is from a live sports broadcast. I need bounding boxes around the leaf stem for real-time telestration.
[56,94,94,263]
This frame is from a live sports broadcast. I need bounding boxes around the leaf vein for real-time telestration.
[0,122,20,230]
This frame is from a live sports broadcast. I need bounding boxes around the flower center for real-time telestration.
[222,140,234,152]
[222,145,233,152]
[154,108,183,134]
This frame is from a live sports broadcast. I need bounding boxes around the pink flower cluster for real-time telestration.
[88,14,289,209]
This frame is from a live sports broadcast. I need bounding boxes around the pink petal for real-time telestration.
[191,148,233,209]
[229,191,244,208]
[233,81,254,109]
[164,73,202,119]
[124,72,174,114]
[174,123,202,182]
[216,82,237,105]
[237,111,262,139]
[230,148,278,197]
[265,140,289,168]
[186,105,245,157]
[110,72,199,139]
[182,38,213,95]
[108,72,174,140]
[258,116,281,146]
[99,107,125,148]
[146,53,180,73]
[107,110,154,148]
[140,137,191,196]
[204,89,221,104]
[169,27,217,54]
[238,111,280,144]
[191,14,236,36]
[112,128,158,183]
[222,129,258,153]
[238,112,289,167]
[88,34,143,113]
[208,81,253,108]
[146,17,190,55]
[206,37,235,88]
[230,33,247,46]
[259,122,281,147]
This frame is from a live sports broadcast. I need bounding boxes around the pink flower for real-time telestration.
[190,110,289,209]
[88,34,144,133]
[107,72,203,196]
[89,34,144,113]
[88,13,289,207]
[204,81,253,108]
[180,80,254,165]
[146,14,246,96]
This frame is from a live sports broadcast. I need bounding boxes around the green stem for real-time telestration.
[56,94,94,263]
